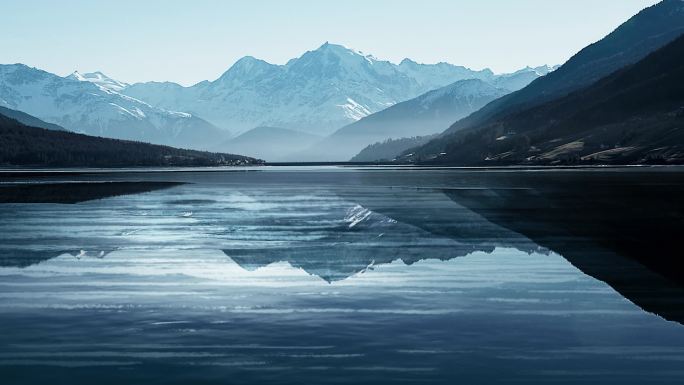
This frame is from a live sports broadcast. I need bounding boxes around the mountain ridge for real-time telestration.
[68,71,130,92]
[0,64,230,150]
[299,73,544,161]
[123,42,552,136]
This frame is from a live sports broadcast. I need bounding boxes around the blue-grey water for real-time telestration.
[1,167,683,384]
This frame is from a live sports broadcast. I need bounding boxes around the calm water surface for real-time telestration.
[1,167,683,384]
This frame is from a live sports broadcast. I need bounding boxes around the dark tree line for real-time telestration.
[0,114,263,167]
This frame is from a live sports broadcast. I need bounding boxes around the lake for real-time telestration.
[1,166,683,384]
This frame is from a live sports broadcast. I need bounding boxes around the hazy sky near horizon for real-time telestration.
[1,0,661,85]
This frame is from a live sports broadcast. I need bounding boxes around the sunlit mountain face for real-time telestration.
[1,167,683,385]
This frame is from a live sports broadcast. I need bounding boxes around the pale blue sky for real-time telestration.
[1,0,661,85]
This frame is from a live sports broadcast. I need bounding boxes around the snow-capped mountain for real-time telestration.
[397,58,495,91]
[293,65,557,161]
[492,65,560,92]
[0,64,229,149]
[124,42,543,135]
[0,44,552,155]
[67,71,129,92]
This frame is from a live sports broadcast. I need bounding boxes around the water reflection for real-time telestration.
[436,173,684,324]
[1,168,683,384]
[0,181,182,204]
[0,183,543,279]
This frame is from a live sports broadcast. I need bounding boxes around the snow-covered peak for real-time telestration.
[506,65,559,77]
[67,70,129,92]
[398,58,479,71]
[397,58,495,91]
[69,70,85,81]
[279,42,410,95]
[490,65,557,92]
[399,58,418,67]
[315,42,376,60]
[226,56,275,73]
[121,42,552,136]
[289,42,366,68]
[513,64,560,76]
[214,56,281,86]
[315,42,357,56]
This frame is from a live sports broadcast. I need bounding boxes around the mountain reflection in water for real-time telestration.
[0,167,683,384]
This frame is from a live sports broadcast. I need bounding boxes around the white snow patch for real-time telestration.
[337,98,372,121]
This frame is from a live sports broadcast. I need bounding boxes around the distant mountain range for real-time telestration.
[406,0,684,165]
[123,43,551,137]
[0,109,260,167]
[1,44,552,161]
[0,64,230,149]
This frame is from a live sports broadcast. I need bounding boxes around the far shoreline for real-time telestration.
[1,163,684,178]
